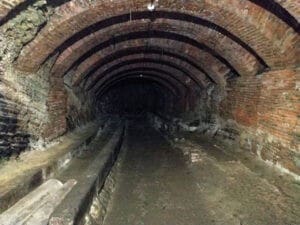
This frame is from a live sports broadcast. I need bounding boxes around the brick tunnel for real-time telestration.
[0,0,299,224]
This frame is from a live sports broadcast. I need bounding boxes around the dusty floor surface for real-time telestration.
[103,121,300,225]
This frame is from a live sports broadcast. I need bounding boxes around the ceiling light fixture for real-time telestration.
[147,0,158,11]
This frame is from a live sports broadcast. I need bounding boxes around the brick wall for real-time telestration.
[221,69,299,174]
[43,76,68,140]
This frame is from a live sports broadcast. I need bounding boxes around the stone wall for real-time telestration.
[0,0,52,159]
[0,1,96,159]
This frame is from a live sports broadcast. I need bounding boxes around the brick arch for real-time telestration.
[249,0,299,31]
[88,67,193,96]
[2,1,296,30]
[51,19,262,79]
[52,27,252,81]
[54,10,267,67]
[82,54,211,92]
[50,13,266,76]
[50,24,253,78]
[73,46,217,87]
[62,40,228,89]
[89,65,197,95]
[15,0,299,72]
[85,58,204,92]
[87,62,201,95]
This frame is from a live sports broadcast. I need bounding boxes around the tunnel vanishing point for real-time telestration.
[0,0,299,225]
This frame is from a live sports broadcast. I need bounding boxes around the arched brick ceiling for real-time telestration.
[90,67,197,97]
[71,46,216,87]
[2,0,298,102]
[50,19,264,86]
[87,67,192,95]
[65,41,228,88]
[54,11,267,66]
[83,54,209,90]
[1,0,298,29]
[51,27,246,78]
[249,0,299,30]
[50,15,265,77]
[15,0,299,73]
[87,62,200,95]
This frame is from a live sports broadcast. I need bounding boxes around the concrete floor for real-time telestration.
[103,121,300,225]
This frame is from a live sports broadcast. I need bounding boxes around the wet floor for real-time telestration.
[103,121,300,225]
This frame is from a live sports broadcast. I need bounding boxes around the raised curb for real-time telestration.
[48,124,124,225]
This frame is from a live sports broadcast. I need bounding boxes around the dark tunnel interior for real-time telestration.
[0,1,299,224]
[98,78,172,116]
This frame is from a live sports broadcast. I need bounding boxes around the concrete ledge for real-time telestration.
[25,179,77,225]
[0,179,77,225]
[84,124,128,224]
[0,121,104,213]
[49,124,124,225]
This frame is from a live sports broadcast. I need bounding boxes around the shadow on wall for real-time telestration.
[0,93,30,160]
